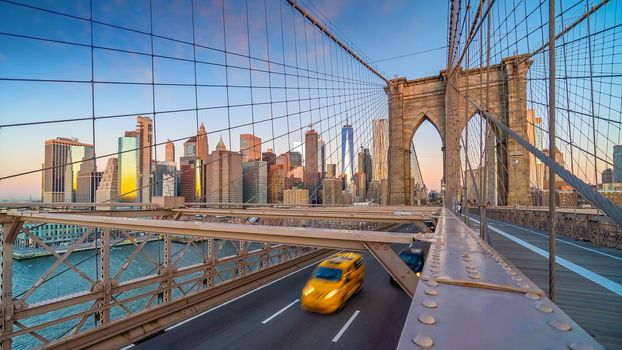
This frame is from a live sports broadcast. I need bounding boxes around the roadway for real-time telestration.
[468,215,622,350]
[131,224,418,350]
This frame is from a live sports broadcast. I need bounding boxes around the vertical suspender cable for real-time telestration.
[548,0,557,302]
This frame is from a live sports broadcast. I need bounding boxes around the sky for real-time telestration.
[0,0,448,200]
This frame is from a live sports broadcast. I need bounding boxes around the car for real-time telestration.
[423,220,436,232]
[300,252,365,314]
[391,247,425,285]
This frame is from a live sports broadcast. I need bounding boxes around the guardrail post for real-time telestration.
[1,219,21,350]
[163,234,172,302]
[97,228,111,325]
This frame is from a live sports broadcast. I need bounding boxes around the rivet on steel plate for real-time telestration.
[418,314,436,325]
[525,292,540,300]
[412,335,434,348]
[422,299,438,308]
[424,288,438,296]
[567,343,594,350]
[535,303,553,313]
[549,320,572,332]
[426,280,438,287]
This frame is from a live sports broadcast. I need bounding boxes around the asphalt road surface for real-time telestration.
[132,224,418,350]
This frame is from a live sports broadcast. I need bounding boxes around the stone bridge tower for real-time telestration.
[387,54,532,208]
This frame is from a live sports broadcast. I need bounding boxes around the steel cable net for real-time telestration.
[450,0,622,211]
[0,0,389,348]
[0,0,387,206]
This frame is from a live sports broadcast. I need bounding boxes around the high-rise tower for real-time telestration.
[341,119,354,182]
[136,116,153,203]
[42,137,94,203]
[305,128,319,203]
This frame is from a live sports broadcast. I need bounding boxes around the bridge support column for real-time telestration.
[387,80,411,205]
[503,56,531,206]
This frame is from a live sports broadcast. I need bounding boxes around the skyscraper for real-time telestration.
[318,139,326,179]
[341,120,354,182]
[117,131,139,202]
[179,136,199,202]
[243,160,267,203]
[602,168,613,184]
[240,134,261,163]
[614,145,622,182]
[276,153,290,171]
[42,137,94,203]
[293,141,305,160]
[268,163,286,203]
[288,151,302,168]
[305,128,319,203]
[326,164,337,178]
[197,122,209,162]
[136,116,153,203]
[357,147,372,187]
[154,161,177,197]
[372,119,389,181]
[262,148,277,165]
[96,157,118,208]
[206,137,243,203]
[76,155,102,203]
[165,139,175,163]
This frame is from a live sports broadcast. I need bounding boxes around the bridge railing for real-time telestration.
[0,206,418,350]
[481,207,622,250]
[0,211,357,350]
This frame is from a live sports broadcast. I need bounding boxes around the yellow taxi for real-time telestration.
[300,252,365,314]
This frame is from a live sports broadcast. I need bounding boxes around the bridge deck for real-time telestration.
[469,215,622,350]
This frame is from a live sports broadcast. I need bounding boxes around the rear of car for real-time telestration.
[391,247,425,284]
[300,252,365,314]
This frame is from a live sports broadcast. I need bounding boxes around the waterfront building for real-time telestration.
[96,158,118,208]
[42,137,94,203]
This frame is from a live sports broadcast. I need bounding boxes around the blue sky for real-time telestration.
[0,0,448,200]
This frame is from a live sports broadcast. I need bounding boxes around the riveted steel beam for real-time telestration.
[9,213,416,250]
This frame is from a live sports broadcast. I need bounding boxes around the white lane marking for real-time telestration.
[479,218,622,262]
[332,310,360,343]
[165,258,325,331]
[472,218,622,296]
[119,345,134,350]
[261,299,299,324]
